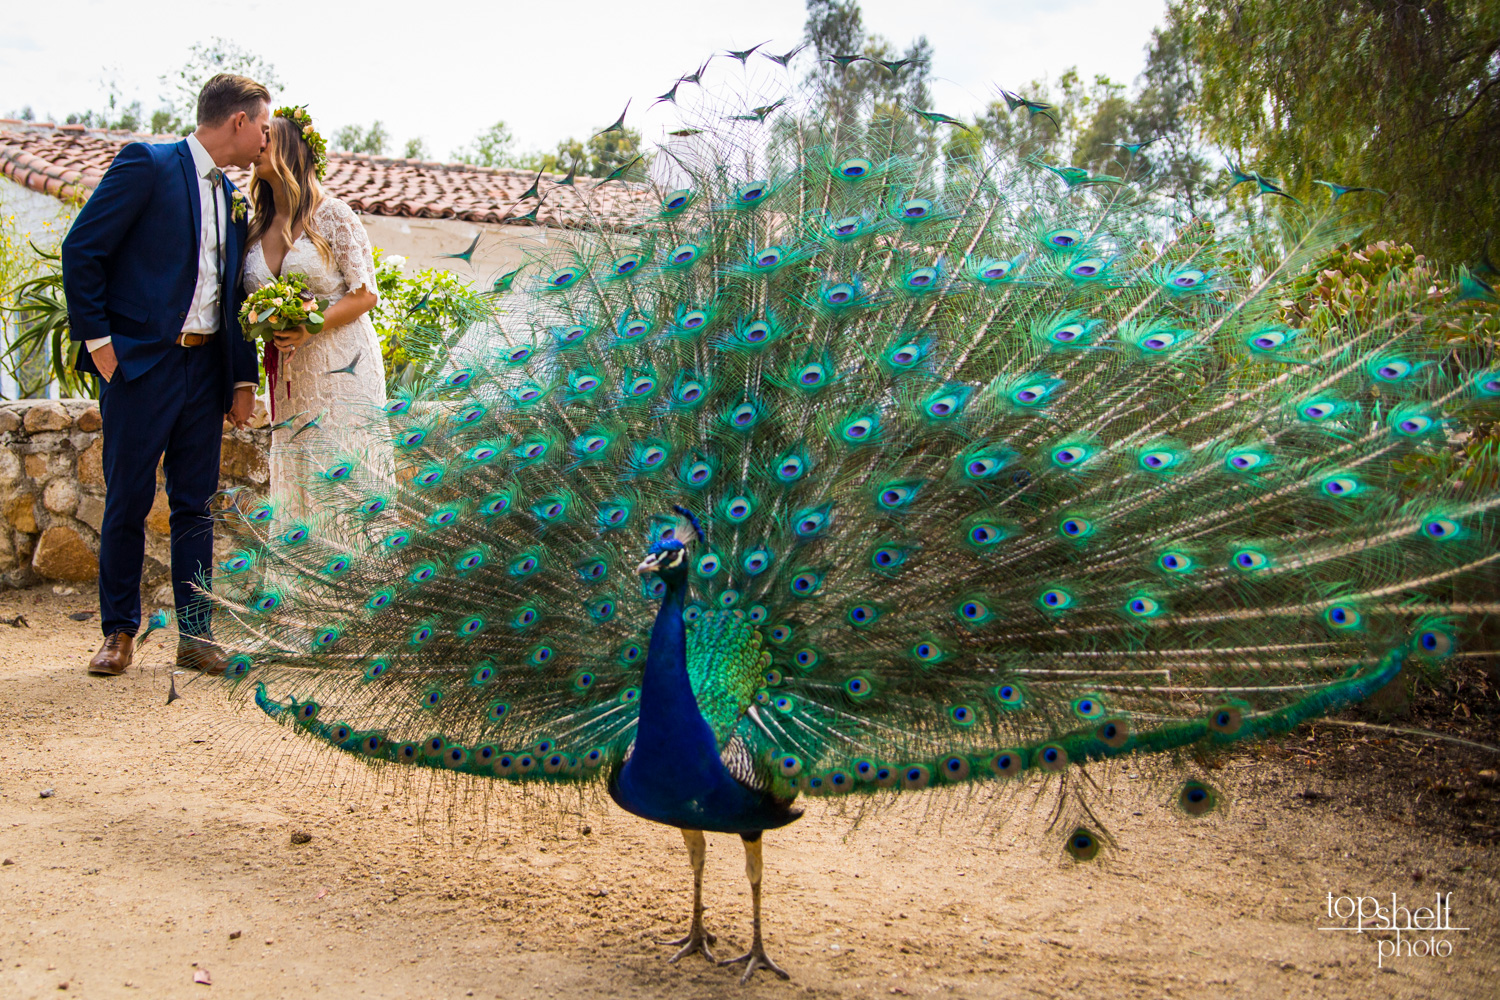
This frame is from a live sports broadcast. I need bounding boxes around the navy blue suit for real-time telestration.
[62,139,260,637]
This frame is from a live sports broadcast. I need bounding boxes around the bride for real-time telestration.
[244,106,388,506]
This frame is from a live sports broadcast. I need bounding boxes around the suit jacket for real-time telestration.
[61,139,259,411]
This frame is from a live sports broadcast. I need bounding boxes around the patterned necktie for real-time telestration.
[207,168,224,300]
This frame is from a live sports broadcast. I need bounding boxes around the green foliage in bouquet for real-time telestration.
[238,273,327,343]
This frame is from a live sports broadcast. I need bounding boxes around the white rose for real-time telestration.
[386,255,407,271]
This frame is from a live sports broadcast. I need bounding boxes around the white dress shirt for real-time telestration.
[87,135,254,390]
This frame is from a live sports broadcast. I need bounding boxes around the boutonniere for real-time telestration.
[230,190,249,223]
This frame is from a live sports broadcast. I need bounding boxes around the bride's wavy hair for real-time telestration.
[247,115,334,268]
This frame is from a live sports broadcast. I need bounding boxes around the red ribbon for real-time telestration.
[263,339,280,421]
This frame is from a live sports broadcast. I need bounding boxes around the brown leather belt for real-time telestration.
[176,332,215,348]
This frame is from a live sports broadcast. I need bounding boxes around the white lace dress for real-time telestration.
[243,197,391,510]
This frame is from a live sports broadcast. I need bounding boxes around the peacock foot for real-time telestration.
[719,941,790,985]
[662,923,717,964]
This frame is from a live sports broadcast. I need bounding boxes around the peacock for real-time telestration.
[196,54,1499,984]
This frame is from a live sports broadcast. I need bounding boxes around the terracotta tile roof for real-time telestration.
[0,120,651,229]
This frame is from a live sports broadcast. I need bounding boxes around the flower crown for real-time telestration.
[274,105,328,180]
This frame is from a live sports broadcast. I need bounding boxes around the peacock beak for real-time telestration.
[636,553,661,575]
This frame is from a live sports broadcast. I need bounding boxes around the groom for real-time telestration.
[62,74,268,676]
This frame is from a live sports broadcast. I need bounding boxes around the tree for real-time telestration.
[803,0,934,122]
[512,129,647,180]
[158,38,282,135]
[1174,0,1500,264]
[402,137,429,161]
[333,121,390,156]
[451,121,516,168]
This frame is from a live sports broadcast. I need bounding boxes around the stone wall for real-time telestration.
[0,399,269,597]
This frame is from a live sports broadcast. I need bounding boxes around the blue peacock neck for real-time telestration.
[631,574,720,769]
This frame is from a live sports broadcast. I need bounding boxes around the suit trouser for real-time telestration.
[97,345,223,637]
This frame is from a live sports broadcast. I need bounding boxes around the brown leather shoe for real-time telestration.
[176,635,227,676]
[88,632,135,676]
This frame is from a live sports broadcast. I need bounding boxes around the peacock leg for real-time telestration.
[662,828,717,962]
[719,832,790,984]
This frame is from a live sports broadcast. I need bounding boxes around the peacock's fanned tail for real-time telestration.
[205,67,1499,824]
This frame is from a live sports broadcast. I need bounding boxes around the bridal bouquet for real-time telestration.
[238,273,327,343]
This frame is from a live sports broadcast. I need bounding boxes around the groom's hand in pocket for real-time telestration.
[90,342,119,382]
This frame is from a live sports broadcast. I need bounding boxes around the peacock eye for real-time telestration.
[1158,551,1193,573]
[1302,402,1335,419]
[903,266,939,289]
[743,321,771,343]
[505,346,531,364]
[836,157,873,178]
[611,253,641,276]
[822,283,856,306]
[662,189,691,212]
[1046,228,1083,248]
[777,456,805,481]
[669,243,700,265]
[755,248,783,268]
[1168,267,1205,288]
[1232,549,1269,571]
[1142,332,1176,351]
[1249,330,1289,351]
[1421,517,1460,540]
[1372,358,1413,381]
[1320,475,1361,497]
[734,180,769,205]
[547,267,578,288]
[899,198,933,219]
[1038,588,1074,611]
[629,376,656,396]
[1068,258,1104,278]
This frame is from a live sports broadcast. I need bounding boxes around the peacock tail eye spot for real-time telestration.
[755,250,781,268]
[1127,597,1159,616]
[663,189,690,211]
[950,705,974,726]
[1070,260,1101,277]
[736,182,768,204]
[990,752,1023,777]
[1040,589,1073,610]
[837,157,872,177]
[506,347,531,363]
[905,267,938,288]
[1065,829,1100,861]
[1422,517,1459,540]
[777,754,803,777]
[901,199,933,219]
[385,399,410,414]
[778,459,804,480]
[1047,229,1082,248]
[1179,781,1217,816]
[1233,549,1269,571]
[612,254,641,275]
[670,244,699,265]
[902,765,931,789]
[846,676,870,696]
[1171,269,1204,288]
[548,268,578,288]
[1209,706,1243,734]
[823,284,854,305]
[1417,629,1454,656]
[769,625,792,644]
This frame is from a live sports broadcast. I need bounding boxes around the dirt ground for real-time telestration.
[1,585,1497,1000]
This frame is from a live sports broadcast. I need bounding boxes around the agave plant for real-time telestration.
[0,243,94,399]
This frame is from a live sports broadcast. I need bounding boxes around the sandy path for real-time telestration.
[1,586,1496,1000]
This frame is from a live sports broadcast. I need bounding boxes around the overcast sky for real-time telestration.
[2,0,1169,160]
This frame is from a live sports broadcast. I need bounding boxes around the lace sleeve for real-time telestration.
[320,198,378,300]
